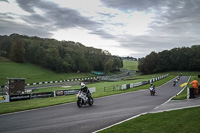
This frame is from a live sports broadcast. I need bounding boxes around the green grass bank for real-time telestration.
[123,60,138,70]
[99,106,200,133]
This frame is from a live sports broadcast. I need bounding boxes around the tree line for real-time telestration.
[0,33,123,73]
[138,45,200,74]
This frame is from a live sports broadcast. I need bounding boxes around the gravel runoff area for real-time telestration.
[150,96,200,113]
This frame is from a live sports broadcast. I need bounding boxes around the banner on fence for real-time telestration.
[10,94,31,101]
[31,92,54,99]
[63,89,80,95]
[56,90,64,96]
[133,82,142,87]
[0,95,10,103]
[142,81,149,85]
[121,84,127,90]
[89,87,96,93]
[130,83,134,88]
[126,84,130,89]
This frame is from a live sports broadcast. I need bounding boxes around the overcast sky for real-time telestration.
[1,0,200,58]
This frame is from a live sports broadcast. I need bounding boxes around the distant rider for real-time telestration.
[80,82,91,97]
[173,80,176,86]
[149,83,155,91]
[176,78,179,83]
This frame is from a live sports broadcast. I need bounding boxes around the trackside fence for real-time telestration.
[104,85,121,92]
[104,74,169,92]
[0,87,96,103]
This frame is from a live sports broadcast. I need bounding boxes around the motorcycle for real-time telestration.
[76,91,94,107]
[173,81,176,86]
[149,87,155,96]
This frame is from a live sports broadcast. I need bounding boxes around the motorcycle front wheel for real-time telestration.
[77,98,83,107]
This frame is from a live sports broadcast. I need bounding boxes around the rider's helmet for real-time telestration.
[81,82,85,88]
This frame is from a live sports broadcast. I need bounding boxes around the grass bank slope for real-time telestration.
[123,60,138,70]
[0,57,138,85]
[0,57,94,85]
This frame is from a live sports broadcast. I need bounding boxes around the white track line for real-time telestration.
[150,104,200,114]
[92,112,148,133]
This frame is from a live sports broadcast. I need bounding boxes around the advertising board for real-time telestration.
[31,92,54,99]
[0,95,10,103]
[10,94,30,101]
[63,89,80,95]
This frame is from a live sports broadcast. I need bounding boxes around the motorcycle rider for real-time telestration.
[80,82,91,98]
[149,83,155,91]
[149,83,155,95]
[176,78,179,83]
[173,80,176,86]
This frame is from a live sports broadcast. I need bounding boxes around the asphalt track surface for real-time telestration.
[0,76,190,133]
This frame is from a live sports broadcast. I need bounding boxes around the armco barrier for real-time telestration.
[120,74,168,91]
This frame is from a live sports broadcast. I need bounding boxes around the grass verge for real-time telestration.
[99,106,200,133]
[123,60,138,70]
[172,74,199,100]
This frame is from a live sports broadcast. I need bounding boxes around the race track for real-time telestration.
[0,76,190,133]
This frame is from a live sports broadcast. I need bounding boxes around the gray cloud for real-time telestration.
[0,19,53,37]
[100,0,164,11]
[0,0,115,41]
[99,0,200,57]
[0,13,14,19]
[0,0,8,3]
[150,0,200,35]
[89,29,116,39]
[117,34,198,57]
[16,0,100,29]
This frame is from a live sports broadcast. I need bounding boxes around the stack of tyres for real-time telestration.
[189,88,195,98]
[199,86,200,94]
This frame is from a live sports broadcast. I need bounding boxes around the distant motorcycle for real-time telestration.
[76,91,94,107]
[149,87,155,96]
[173,81,176,86]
